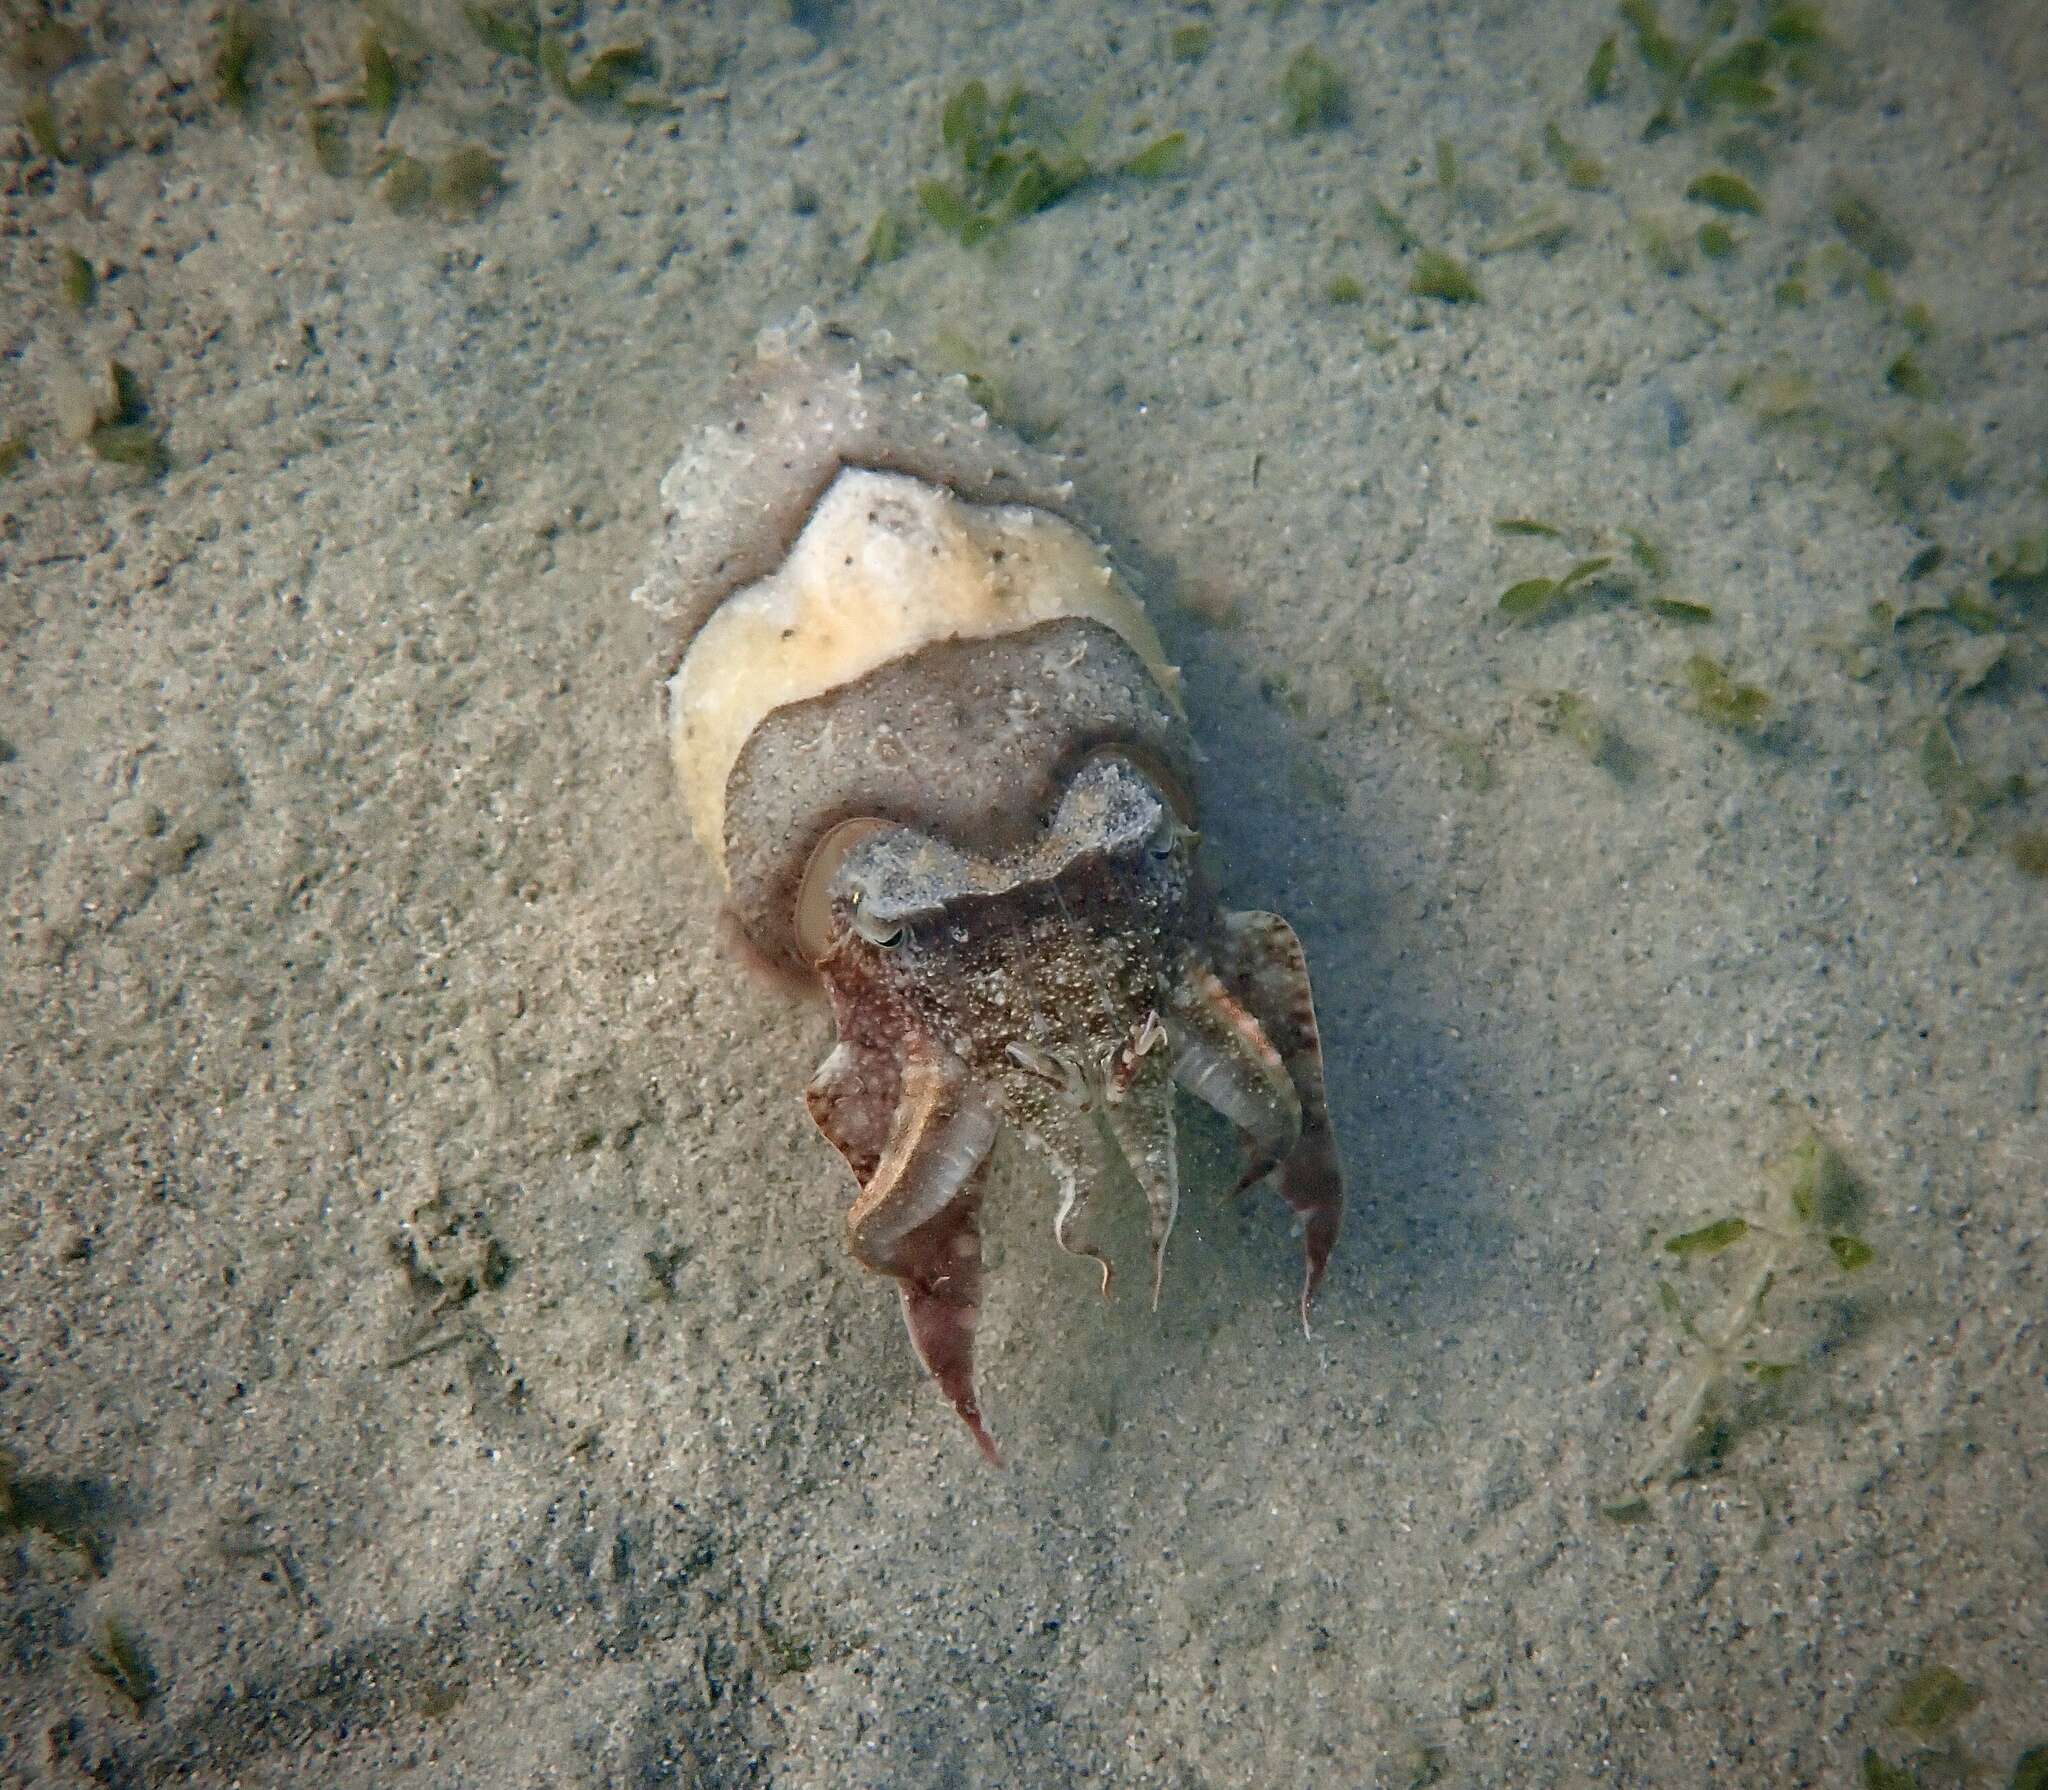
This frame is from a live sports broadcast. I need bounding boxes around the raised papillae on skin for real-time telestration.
[635,313,1343,1464]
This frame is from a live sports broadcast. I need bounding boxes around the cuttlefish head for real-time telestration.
[798,753,1333,1464]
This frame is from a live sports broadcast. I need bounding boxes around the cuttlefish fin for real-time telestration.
[809,1036,1005,1464]
[1214,910,1345,1330]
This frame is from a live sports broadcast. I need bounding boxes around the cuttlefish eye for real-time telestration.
[795,817,896,960]
[1147,811,1199,863]
[850,899,905,949]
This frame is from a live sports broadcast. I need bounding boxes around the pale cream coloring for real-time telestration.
[668,466,1179,871]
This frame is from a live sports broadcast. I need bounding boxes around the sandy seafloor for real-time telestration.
[2,0,2044,1783]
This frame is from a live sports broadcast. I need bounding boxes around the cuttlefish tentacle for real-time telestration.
[1215,909,1345,1331]
[1165,960,1304,1196]
[808,1034,1005,1464]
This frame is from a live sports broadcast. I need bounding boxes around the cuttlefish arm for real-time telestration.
[1165,958,1303,1196]
[806,1033,1005,1465]
[998,1053,1116,1299]
[1101,1024,1182,1310]
[1213,910,1345,1329]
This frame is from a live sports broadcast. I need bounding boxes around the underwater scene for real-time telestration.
[2,1,2043,1784]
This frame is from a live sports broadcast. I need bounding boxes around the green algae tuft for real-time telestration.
[1886,1666,1980,1739]
[359,33,400,121]
[22,95,64,159]
[462,3,539,62]
[59,247,95,311]
[214,5,267,115]
[1122,131,1189,179]
[378,151,430,211]
[1409,248,1480,303]
[305,105,347,177]
[1665,1217,1749,1258]
[1542,120,1605,189]
[919,80,1099,245]
[1498,555,1611,620]
[86,1618,157,1712]
[1830,187,1911,269]
[1685,170,1763,214]
[11,18,87,84]
[1585,35,1619,101]
[1903,545,1944,582]
[1885,352,1934,400]
[1278,47,1347,133]
[860,210,903,267]
[1682,654,1770,731]
[433,144,506,216]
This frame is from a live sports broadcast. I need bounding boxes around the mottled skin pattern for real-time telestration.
[803,754,1343,1464]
